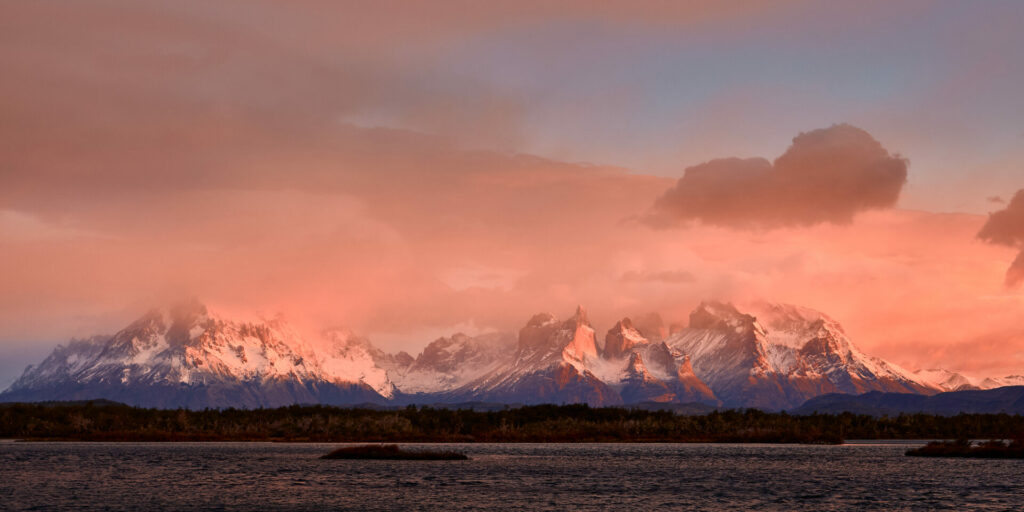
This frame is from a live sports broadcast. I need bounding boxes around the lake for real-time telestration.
[1,442,1020,510]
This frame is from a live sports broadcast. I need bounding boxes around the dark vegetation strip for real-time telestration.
[1,402,1022,443]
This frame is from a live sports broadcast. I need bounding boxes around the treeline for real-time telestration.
[1,402,1023,443]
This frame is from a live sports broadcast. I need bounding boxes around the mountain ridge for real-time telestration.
[3,299,992,411]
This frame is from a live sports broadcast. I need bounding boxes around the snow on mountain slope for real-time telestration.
[440,308,718,406]
[1,300,391,408]
[447,306,619,406]
[389,332,515,394]
[597,319,717,405]
[913,368,980,391]
[5,298,977,411]
[603,318,648,360]
[318,330,397,398]
[665,301,938,410]
[914,369,1024,391]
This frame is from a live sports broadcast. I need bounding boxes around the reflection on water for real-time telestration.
[1,442,1020,511]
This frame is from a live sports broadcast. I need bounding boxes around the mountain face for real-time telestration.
[594,319,717,405]
[0,301,391,408]
[440,307,620,406]
[3,299,954,410]
[389,332,515,395]
[664,302,936,410]
[432,307,720,407]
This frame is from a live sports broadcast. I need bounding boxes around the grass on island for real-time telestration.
[906,439,1024,458]
[321,444,469,460]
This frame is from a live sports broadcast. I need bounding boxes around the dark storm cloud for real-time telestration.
[978,190,1024,287]
[646,124,908,229]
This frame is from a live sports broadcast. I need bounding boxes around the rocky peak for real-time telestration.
[624,351,654,382]
[571,305,589,325]
[168,298,210,327]
[115,299,221,353]
[603,318,649,360]
[321,329,400,367]
[518,313,560,350]
[560,306,598,362]
[798,335,849,363]
[124,309,168,334]
[675,354,697,381]
[751,303,846,347]
[412,332,498,373]
[526,313,557,328]
[514,307,599,361]
[641,341,680,376]
[688,301,762,334]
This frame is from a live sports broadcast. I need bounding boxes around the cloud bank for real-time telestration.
[978,190,1024,287]
[647,124,908,229]
[1,1,1023,381]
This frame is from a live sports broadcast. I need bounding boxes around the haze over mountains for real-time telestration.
[2,299,1018,411]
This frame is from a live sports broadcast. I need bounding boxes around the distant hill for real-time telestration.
[791,386,1024,416]
[0,399,127,408]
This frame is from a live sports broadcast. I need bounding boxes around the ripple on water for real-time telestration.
[0,442,1021,511]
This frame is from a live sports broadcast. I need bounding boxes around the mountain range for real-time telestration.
[2,299,1015,410]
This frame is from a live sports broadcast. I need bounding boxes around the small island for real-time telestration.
[906,439,1024,459]
[320,444,469,460]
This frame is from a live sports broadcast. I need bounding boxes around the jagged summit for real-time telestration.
[443,306,614,406]
[2,298,972,411]
[667,300,937,409]
[1,301,392,408]
[440,307,719,407]
[561,306,598,362]
[603,318,647,360]
[525,312,557,329]
[517,305,597,361]
[572,304,589,324]
[688,301,764,334]
[389,331,514,395]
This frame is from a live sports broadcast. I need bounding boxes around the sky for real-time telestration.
[2,0,1024,387]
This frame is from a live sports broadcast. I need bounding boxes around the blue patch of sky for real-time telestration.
[435,10,942,171]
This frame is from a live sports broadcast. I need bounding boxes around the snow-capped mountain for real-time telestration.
[912,368,978,391]
[4,298,992,411]
[664,301,937,409]
[913,368,1024,392]
[0,300,391,408]
[389,332,515,395]
[437,307,718,407]
[441,307,620,406]
[596,318,717,405]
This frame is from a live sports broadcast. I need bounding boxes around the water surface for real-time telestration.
[1,442,1021,511]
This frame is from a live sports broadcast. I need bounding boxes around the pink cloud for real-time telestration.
[1,0,1022,381]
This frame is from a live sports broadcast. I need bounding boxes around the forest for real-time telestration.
[2,401,1022,443]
